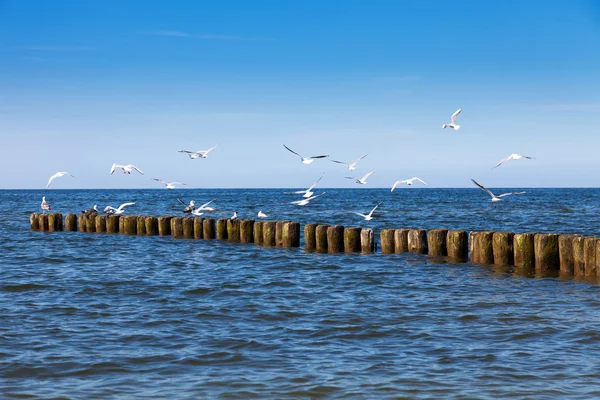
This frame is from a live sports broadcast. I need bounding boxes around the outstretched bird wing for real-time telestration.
[471,179,495,198]
[451,108,462,124]
[283,144,303,160]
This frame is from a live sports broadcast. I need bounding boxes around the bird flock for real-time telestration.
[40,110,535,220]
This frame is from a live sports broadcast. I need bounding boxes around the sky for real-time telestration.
[1,0,600,189]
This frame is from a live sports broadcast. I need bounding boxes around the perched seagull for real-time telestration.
[346,170,376,185]
[350,202,382,221]
[283,144,329,164]
[286,192,326,206]
[493,153,536,169]
[152,178,187,190]
[103,202,135,215]
[330,153,369,171]
[442,108,462,130]
[391,177,428,192]
[231,211,238,220]
[284,173,324,198]
[471,179,526,205]
[178,144,219,159]
[257,210,267,218]
[41,196,51,213]
[177,199,195,214]
[191,199,217,216]
[110,163,144,175]
[82,205,98,215]
[46,172,75,189]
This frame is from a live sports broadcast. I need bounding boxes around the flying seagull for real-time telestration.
[177,199,195,214]
[346,170,376,185]
[178,144,219,159]
[350,202,382,221]
[103,202,135,215]
[493,153,536,169]
[110,163,144,175]
[471,179,526,204]
[46,172,75,189]
[190,199,217,216]
[152,178,187,189]
[283,144,329,164]
[258,210,267,219]
[330,153,369,171]
[41,197,50,213]
[391,177,428,192]
[286,192,326,206]
[284,173,324,198]
[442,108,462,130]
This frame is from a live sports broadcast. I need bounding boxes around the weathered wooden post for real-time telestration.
[65,213,77,232]
[343,227,361,252]
[263,221,276,246]
[119,216,125,234]
[171,217,184,237]
[394,229,409,253]
[158,216,172,236]
[315,225,329,253]
[380,229,395,254]
[283,222,301,247]
[183,217,194,238]
[48,213,63,232]
[78,214,86,232]
[304,223,317,251]
[572,236,585,277]
[327,225,344,253]
[203,218,215,239]
[584,237,597,277]
[240,220,255,243]
[123,216,137,235]
[95,215,107,233]
[84,213,96,233]
[558,234,577,275]
[361,228,374,254]
[137,216,146,235]
[492,231,514,265]
[227,219,241,242]
[106,215,120,234]
[513,233,535,268]
[38,214,49,232]
[447,230,468,262]
[534,233,559,273]
[193,218,204,239]
[216,218,228,240]
[276,220,291,247]
[470,231,494,264]
[428,228,448,257]
[408,229,428,254]
[253,221,263,245]
[30,213,40,231]
[145,216,158,236]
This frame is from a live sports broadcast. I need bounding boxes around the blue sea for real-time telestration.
[2,188,600,398]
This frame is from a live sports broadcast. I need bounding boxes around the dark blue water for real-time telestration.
[2,189,600,398]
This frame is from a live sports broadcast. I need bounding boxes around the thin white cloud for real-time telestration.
[138,30,272,41]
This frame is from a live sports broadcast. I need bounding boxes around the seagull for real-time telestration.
[110,163,144,175]
[178,144,219,159]
[177,199,195,214]
[151,178,187,189]
[283,144,329,164]
[471,179,526,205]
[330,153,369,171]
[231,211,238,220]
[350,202,382,221]
[46,172,75,189]
[493,153,536,169]
[284,173,324,198]
[286,192,326,206]
[41,196,50,213]
[258,210,267,218]
[391,177,428,191]
[190,199,217,216]
[103,202,135,215]
[346,170,376,185]
[82,205,98,215]
[442,108,462,130]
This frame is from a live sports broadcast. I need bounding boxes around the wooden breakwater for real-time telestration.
[29,213,600,279]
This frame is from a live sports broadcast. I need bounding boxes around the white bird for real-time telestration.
[442,108,462,130]
[191,199,217,216]
[283,144,329,164]
[350,202,382,221]
[103,202,135,215]
[152,178,187,189]
[46,172,75,189]
[330,153,369,171]
[346,170,376,185]
[471,179,526,203]
[258,210,267,219]
[177,199,195,214]
[286,192,326,206]
[110,163,144,175]
[284,173,324,198]
[178,144,219,159]
[391,177,428,192]
[493,153,536,169]
[231,211,238,220]
[41,196,50,213]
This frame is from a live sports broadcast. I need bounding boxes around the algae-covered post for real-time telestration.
[262,221,276,246]
[158,216,172,236]
[534,233,559,273]
[492,231,514,265]
[428,228,448,257]
[470,231,493,264]
[106,215,120,234]
[394,229,409,253]
[240,220,255,244]
[253,221,263,245]
[30,212,40,231]
[380,229,395,254]
[137,216,146,236]
[283,222,300,248]
[408,229,428,254]
[447,230,468,262]
[276,220,291,247]
[85,214,96,233]
[183,217,194,239]
[315,225,329,253]
[343,227,361,253]
[583,237,597,277]
[361,228,374,254]
[145,216,158,236]
[48,213,63,232]
[572,236,585,277]
[216,219,228,240]
[170,217,184,237]
[227,219,241,242]
[304,223,317,251]
[124,216,138,235]
[65,213,77,232]
[78,214,86,233]
[193,218,204,239]
[203,218,216,239]
[558,234,577,275]
[95,215,107,233]
[327,225,344,253]
[38,214,49,232]
[513,233,535,268]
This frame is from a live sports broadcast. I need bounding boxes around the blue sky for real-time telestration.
[1,0,599,189]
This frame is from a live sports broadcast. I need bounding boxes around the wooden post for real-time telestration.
[408,229,428,254]
[203,218,215,239]
[227,219,241,242]
[492,231,514,265]
[65,213,77,232]
[327,225,344,253]
[84,214,96,233]
[183,217,194,238]
[514,233,535,268]
[361,228,374,254]
[158,216,172,236]
[276,220,291,247]
[534,233,559,273]
[343,227,361,252]
[470,231,494,264]
[106,215,120,234]
[558,235,576,276]
[38,214,49,232]
[315,225,329,253]
[240,220,255,243]
[216,218,228,240]
[123,216,137,235]
[30,213,40,231]
[380,229,395,254]
[119,216,125,234]
[95,215,107,233]
[572,236,585,277]
[584,236,597,277]
[596,239,600,279]
[193,218,204,239]
[428,228,448,257]
[78,214,86,232]
[447,230,468,262]
[263,221,276,246]
[304,223,317,251]
[283,222,301,247]
[137,216,146,235]
[145,216,158,236]
[394,229,409,253]
[253,221,263,245]
[48,213,62,232]
[171,217,184,237]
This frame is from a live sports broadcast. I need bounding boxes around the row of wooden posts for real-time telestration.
[30,213,599,278]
